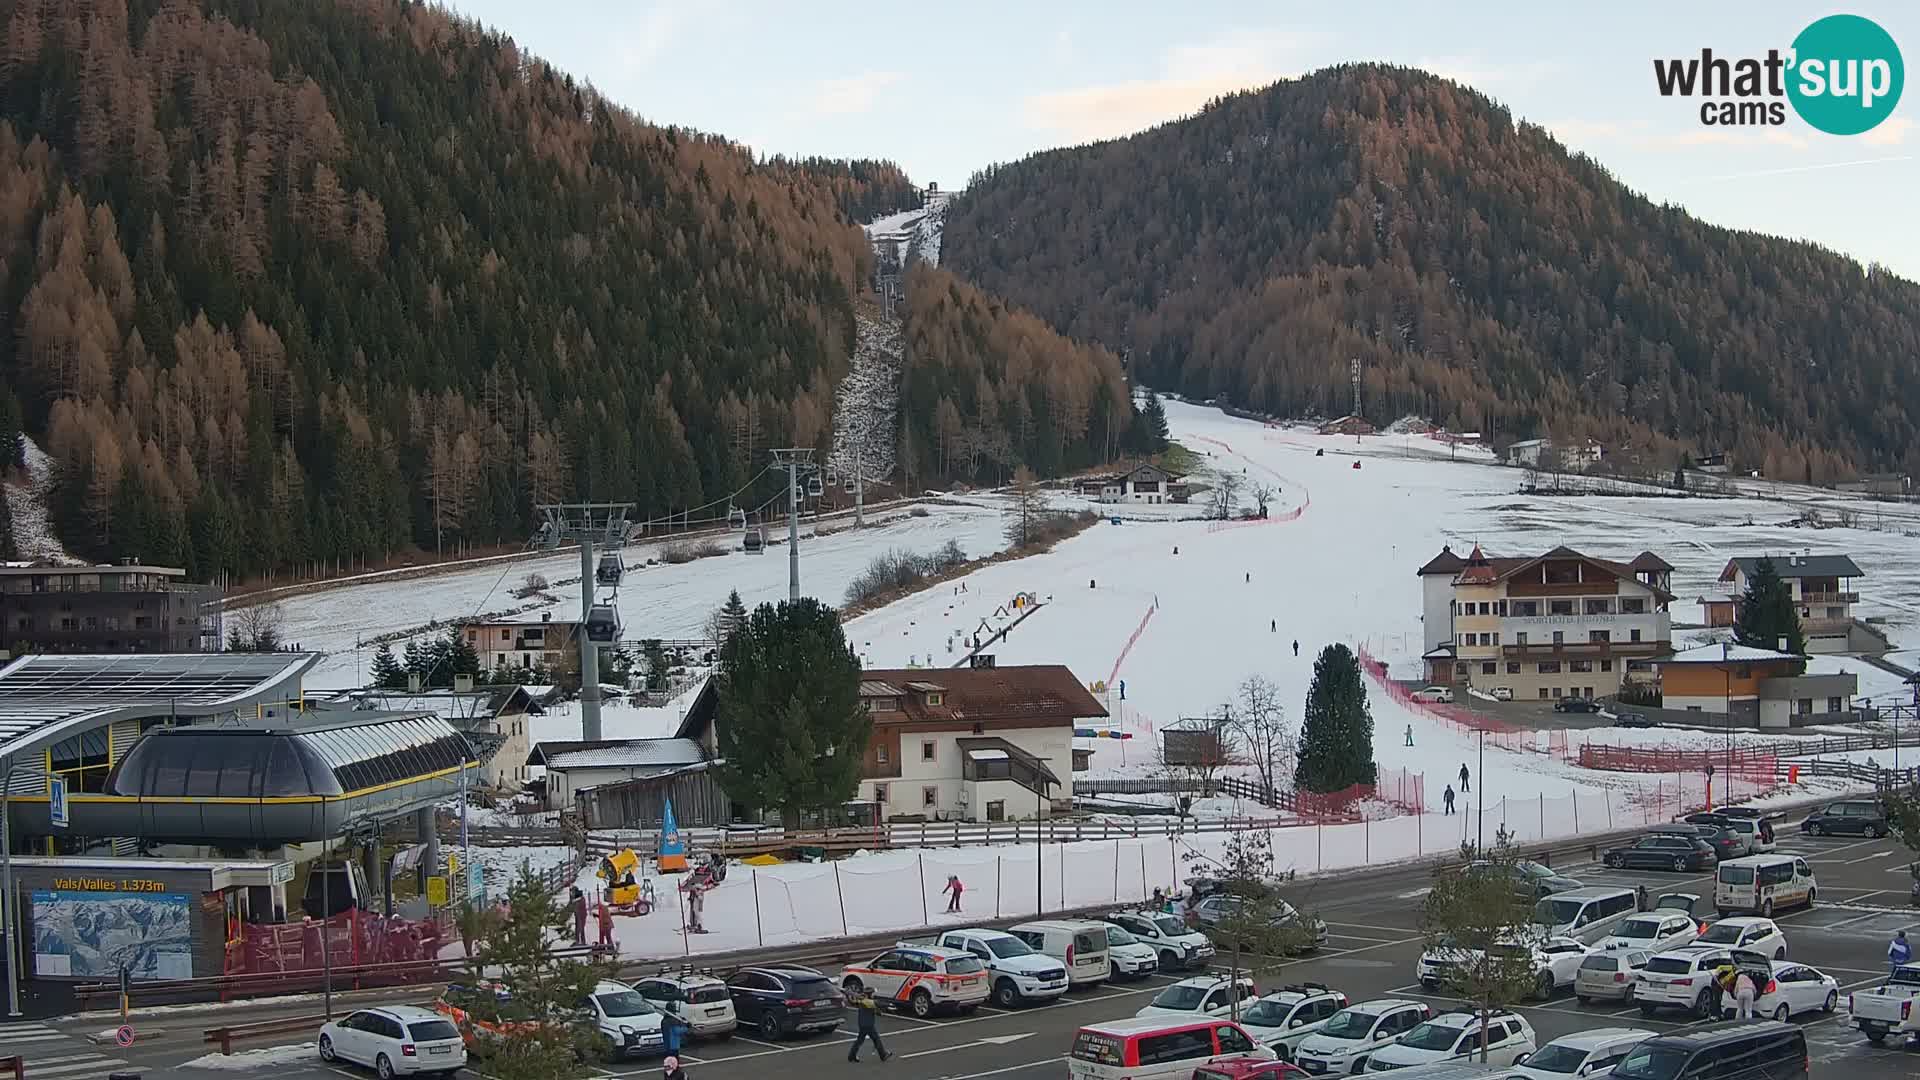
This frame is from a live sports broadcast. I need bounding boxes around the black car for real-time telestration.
[1554,697,1603,713]
[1615,711,1656,728]
[724,965,843,1040]
[1652,822,1743,861]
[1800,799,1889,838]
[1613,1021,1805,1080]
[1604,833,1717,872]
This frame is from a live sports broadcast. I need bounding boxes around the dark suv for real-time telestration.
[1800,799,1888,838]
[724,965,843,1040]
[1650,822,1743,862]
[1553,697,1604,713]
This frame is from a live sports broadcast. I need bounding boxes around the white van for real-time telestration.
[1009,919,1112,987]
[1532,887,1638,945]
[1714,854,1816,917]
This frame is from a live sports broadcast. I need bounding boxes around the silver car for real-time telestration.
[1574,949,1651,1004]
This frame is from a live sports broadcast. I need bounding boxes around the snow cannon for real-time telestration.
[1352,460,1362,469]
[597,849,654,913]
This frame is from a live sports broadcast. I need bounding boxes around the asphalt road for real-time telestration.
[27,829,1920,1080]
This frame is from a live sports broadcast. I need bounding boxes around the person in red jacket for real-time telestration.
[943,874,964,913]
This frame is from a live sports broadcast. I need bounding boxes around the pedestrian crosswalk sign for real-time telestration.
[49,774,68,829]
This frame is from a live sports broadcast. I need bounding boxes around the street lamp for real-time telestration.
[1034,757,1053,918]
[1475,728,1485,854]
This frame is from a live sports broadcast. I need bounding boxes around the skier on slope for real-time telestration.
[1292,640,1300,657]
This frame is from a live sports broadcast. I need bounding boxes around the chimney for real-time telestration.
[542,612,551,623]
[408,673,422,692]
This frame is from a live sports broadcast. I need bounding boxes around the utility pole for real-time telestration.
[770,449,816,601]
[854,434,866,528]
[535,503,633,742]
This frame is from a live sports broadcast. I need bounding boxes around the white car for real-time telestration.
[1104,910,1216,971]
[1411,686,1455,703]
[1493,936,1591,999]
[580,980,668,1059]
[936,928,1070,1006]
[1292,999,1432,1076]
[1363,1008,1536,1071]
[1235,984,1350,1061]
[1489,687,1514,702]
[1101,922,1161,980]
[631,970,738,1038]
[1727,960,1839,1022]
[319,1005,466,1077]
[1633,945,1743,1018]
[840,945,991,1018]
[1416,938,1482,992]
[1696,916,1787,960]
[1596,912,1701,954]
[1511,1028,1655,1080]
[1136,972,1257,1020]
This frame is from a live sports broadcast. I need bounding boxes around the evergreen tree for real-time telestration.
[1733,556,1806,660]
[713,598,869,828]
[402,639,427,687]
[1138,393,1170,453]
[0,481,12,561]
[1296,643,1377,793]
[466,866,615,1078]
[0,390,21,471]
[641,639,670,692]
[369,643,406,690]
[442,625,482,687]
[719,590,748,646]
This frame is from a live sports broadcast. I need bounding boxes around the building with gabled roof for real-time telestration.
[1415,544,1673,699]
[1657,642,1857,728]
[1705,553,1881,653]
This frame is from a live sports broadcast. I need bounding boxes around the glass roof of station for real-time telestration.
[107,713,473,799]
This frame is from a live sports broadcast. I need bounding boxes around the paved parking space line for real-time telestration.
[1845,850,1899,865]
[1844,890,1898,904]
[887,1010,943,1025]
[932,1057,1066,1080]
[727,1036,786,1050]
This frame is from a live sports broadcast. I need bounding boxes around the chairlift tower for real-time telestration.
[769,449,817,601]
[535,502,633,741]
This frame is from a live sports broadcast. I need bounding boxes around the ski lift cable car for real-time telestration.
[743,526,766,554]
[595,550,624,586]
[806,474,824,498]
[728,505,747,531]
[585,603,622,643]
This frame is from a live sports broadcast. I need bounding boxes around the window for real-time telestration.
[876,745,890,765]
[1585,598,1613,614]
[1590,629,1611,643]
[1550,600,1575,615]
[1514,601,1539,617]
[1538,661,1561,673]
[1492,633,1500,646]
[1494,601,1508,616]
[927,692,944,706]
[873,783,888,803]
[1516,632,1529,646]
[1552,687,1564,698]
[1482,662,1496,675]
[923,786,938,807]
[1620,598,1645,614]
[1215,1025,1255,1054]
[1600,659,1614,672]
[1630,629,1642,642]
[1137,1029,1214,1066]
[1570,660,1593,672]
[1827,697,1843,713]
[1507,662,1521,674]
[1539,688,1551,700]
[1552,630,1565,645]
[921,741,936,762]
[501,628,510,640]
[1796,698,1814,715]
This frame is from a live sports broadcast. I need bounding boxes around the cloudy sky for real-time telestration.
[446,1,1919,279]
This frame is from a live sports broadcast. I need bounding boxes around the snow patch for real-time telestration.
[179,1044,318,1070]
[3,436,84,564]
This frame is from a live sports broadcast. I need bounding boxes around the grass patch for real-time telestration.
[660,539,727,565]
[1159,442,1200,476]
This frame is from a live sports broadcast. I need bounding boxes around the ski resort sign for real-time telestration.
[1652,14,1903,135]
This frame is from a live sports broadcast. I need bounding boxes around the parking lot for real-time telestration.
[30,828,1920,1080]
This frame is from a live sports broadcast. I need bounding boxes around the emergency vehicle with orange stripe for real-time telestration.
[839,944,993,1018]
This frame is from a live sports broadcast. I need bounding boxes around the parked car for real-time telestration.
[1695,916,1788,960]
[1489,687,1514,702]
[1652,822,1745,861]
[1069,1016,1274,1080]
[1234,984,1350,1061]
[1714,855,1814,917]
[724,964,843,1040]
[1633,946,1769,1018]
[1688,813,1774,854]
[1105,910,1217,971]
[1190,895,1329,951]
[1491,936,1592,999]
[1724,960,1838,1022]
[320,1005,468,1077]
[1531,887,1640,944]
[631,970,737,1039]
[1604,834,1717,872]
[1596,912,1701,955]
[1611,1022,1806,1080]
[1362,1008,1537,1071]
[1574,950,1653,1004]
[1006,919,1114,987]
[1510,1028,1656,1080]
[1614,711,1656,728]
[579,980,668,1060]
[1466,858,1584,899]
[1554,697,1603,714]
[1194,1059,1309,1080]
[1102,922,1164,980]
[1411,686,1455,703]
[1291,999,1432,1076]
[1137,972,1259,1021]
[1800,799,1890,838]
[841,945,991,1018]
[936,928,1071,1006]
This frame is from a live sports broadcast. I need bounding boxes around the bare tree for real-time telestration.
[1248,479,1276,519]
[1206,467,1244,520]
[1229,675,1295,802]
[229,600,285,652]
[1003,465,1047,548]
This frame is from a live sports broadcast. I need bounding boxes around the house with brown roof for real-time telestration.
[1415,544,1673,700]
[857,664,1106,822]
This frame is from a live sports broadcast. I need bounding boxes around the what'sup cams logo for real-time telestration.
[1653,14,1904,135]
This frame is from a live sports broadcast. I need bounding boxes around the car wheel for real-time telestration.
[1866,824,1883,839]
[1606,852,1625,868]
[1695,989,1716,1018]
[1806,887,1816,907]
[1716,908,1731,918]
[1638,1004,1656,1018]
[1110,961,1121,981]
[759,1013,782,1040]
[1672,857,1688,872]
[1535,971,1555,1000]
[1158,950,1180,972]
[376,1054,395,1080]
[1576,993,1590,1005]
[1773,1003,1790,1021]
[1863,1030,1886,1046]
[1775,946,1786,960]
[910,989,934,1019]
[1760,898,1773,917]
[993,978,1021,1008]
[1349,1057,1369,1075]
[318,1035,336,1062]
[1823,990,1837,1013]
[1808,822,1824,837]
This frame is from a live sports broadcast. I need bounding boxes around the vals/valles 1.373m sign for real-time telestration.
[1653,14,1904,135]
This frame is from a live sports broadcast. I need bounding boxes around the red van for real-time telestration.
[1194,1059,1308,1080]
[1069,1016,1276,1080]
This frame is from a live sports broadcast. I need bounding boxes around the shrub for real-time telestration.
[909,506,930,517]
[661,539,726,565]
[843,541,968,605]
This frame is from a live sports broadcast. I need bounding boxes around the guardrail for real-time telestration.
[584,816,1331,859]
[205,1014,330,1055]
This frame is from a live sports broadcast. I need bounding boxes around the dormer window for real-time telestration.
[926,692,943,706]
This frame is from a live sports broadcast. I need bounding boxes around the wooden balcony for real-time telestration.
[1501,641,1667,659]
[1798,591,1858,605]
[1505,580,1620,597]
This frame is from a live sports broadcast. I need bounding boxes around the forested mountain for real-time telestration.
[943,64,1920,481]
[0,0,1129,582]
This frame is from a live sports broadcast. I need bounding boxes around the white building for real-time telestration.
[527,737,708,810]
[1505,439,1603,471]
[856,664,1104,822]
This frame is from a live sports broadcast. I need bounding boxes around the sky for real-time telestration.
[444,1,1920,280]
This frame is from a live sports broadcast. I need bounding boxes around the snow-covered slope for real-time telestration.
[826,314,901,489]
[863,188,950,269]
[2,437,83,565]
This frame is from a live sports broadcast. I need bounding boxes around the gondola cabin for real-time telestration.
[595,551,624,585]
[806,475,824,498]
[584,604,621,643]
[742,527,765,554]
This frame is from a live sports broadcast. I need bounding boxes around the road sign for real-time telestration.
[49,774,68,829]
[466,861,484,903]
[426,875,449,906]
[115,1025,135,1048]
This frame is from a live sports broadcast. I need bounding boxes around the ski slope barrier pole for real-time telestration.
[1107,598,1160,686]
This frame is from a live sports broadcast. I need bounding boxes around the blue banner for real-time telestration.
[659,797,685,858]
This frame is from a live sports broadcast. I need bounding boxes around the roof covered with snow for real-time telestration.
[529,737,707,771]
[1660,644,1806,665]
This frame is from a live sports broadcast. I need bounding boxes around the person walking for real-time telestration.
[1404,723,1414,747]
[1292,640,1299,657]
[1890,929,1912,972]
[1733,968,1758,1020]
[569,887,587,947]
[1442,785,1455,815]
[847,985,889,1062]
[1458,763,1471,793]
[1636,885,1650,913]
[662,1055,687,1080]
[595,897,615,949]
[1270,619,1276,632]
[943,874,965,913]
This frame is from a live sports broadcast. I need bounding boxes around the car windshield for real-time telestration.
[1151,985,1210,1010]
[1580,954,1621,971]
[1718,866,1755,885]
[790,977,838,1000]
[688,985,730,1004]
[407,1020,461,1042]
[595,990,655,1018]
[1698,923,1746,944]
[1319,1009,1379,1039]
[945,957,985,975]
[1535,898,1584,924]
[1239,999,1292,1026]
[1152,916,1188,936]
[1523,1045,1592,1074]
[1488,942,1532,960]
[987,937,1034,958]
[1517,861,1552,878]
[1399,1022,1465,1051]
[1644,956,1694,975]
[1106,926,1138,946]
[1613,1046,1688,1080]
[1613,919,1660,940]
